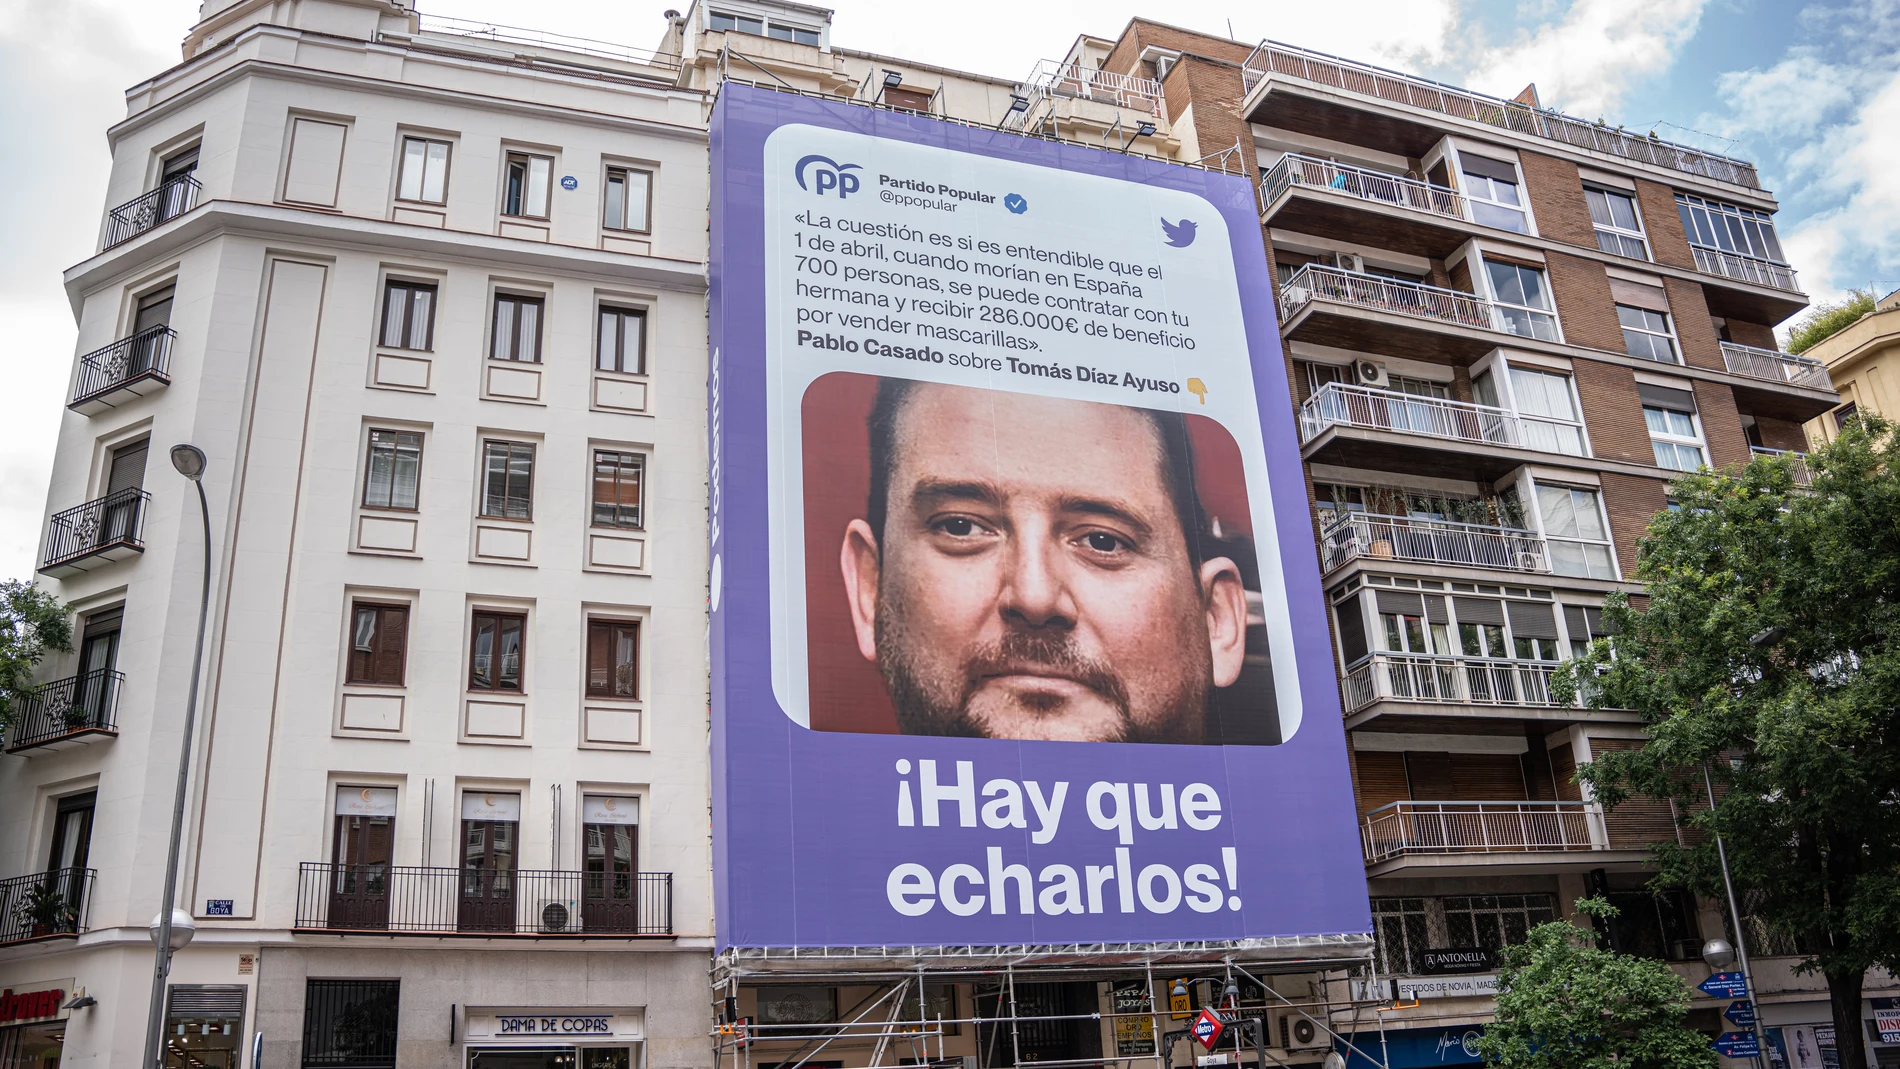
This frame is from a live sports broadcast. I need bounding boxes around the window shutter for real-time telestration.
[1608,277,1671,312]
[1335,597,1369,665]
[1637,382,1697,412]
[1507,602,1559,639]
[374,606,408,685]
[1449,753,1528,800]
[1548,744,1582,801]
[1376,590,1425,616]
[1453,597,1506,626]
[1424,595,1449,624]
[107,441,150,495]
[282,118,347,207]
[1591,738,1681,847]
[587,621,611,695]
[167,984,248,1016]
[1459,153,1519,182]
[1404,752,1455,801]
[1353,751,1410,817]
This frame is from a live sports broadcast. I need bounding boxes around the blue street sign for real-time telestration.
[1700,972,1750,999]
[1726,1001,1757,1027]
[1714,1032,1761,1058]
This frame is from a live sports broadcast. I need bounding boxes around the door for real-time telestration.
[581,821,638,932]
[459,818,517,932]
[129,285,175,375]
[976,982,1101,1065]
[101,439,148,545]
[329,812,393,930]
[43,792,95,930]
[159,147,199,221]
[72,609,121,728]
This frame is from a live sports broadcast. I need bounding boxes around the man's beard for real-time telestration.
[875,587,1211,742]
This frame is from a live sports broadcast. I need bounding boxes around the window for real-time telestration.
[1459,619,1509,658]
[378,280,435,350]
[1617,305,1677,363]
[586,620,640,698]
[347,602,409,686]
[468,611,525,692]
[1458,153,1528,233]
[164,986,246,1067]
[708,10,763,34]
[1643,392,1706,471]
[362,429,423,510]
[1586,187,1648,259]
[503,152,552,219]
[1382,611,1440,655]
[1372,895,1557,974]
[1834,401,1859,430]
[1564,604,1612,660]
[768,21,822,45]
[1507,367,1585,454]
[603,167,651,232]
[480,441,535,519]
[157,147,199,224]
[396,136,450,204]
[1483,259,1559,341]
[597,307,646,374]
[883,86,933,112]
[303,980,400,1069]
[490,294,542,362]
[1675,192,1786,263]
[592,450,645,529]
[1537,484,1617,580]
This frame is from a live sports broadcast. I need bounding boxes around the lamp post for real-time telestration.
[143,444,213,1069]
[1704,762,1773,1069]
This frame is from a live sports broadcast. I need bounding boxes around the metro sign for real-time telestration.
[1192,1008,1225,1050]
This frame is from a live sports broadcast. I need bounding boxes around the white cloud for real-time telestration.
[1459,0,1706,117]
[1776,67,1900,299]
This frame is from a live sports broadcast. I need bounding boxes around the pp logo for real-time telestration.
[795,154,862,199]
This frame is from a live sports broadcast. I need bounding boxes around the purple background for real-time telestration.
[708,85,1370,948]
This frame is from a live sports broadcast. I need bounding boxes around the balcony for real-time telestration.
[0,868,94,947]
[1005,60,1169,145]
[6,670,122,755]
[1751,446,1813,486]
[1342,652,1571,714]
[1278,265,1517,363]
[293,864,673,936]
[1691,246,1799,293]
[1362,801,1603,864]
[38,489,150,578]
[1240,40,1760,189]
[1721,341,1830,388]
[104,175,201,249]
[1717,341,1837,421]
[1299,381,1586,479]
[1319,512,1548,575]
[69,326,174,415]
[1259,155,1473,258]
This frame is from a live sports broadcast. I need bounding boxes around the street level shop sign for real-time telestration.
[463,1007,643,1041]
[1874,999,1900,1044]
[1421,948,1492,974]
[1715,1032,1762,1058]
[1700,972,1749,999]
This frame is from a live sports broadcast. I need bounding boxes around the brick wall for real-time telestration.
[1103,20,1255,79]
[1518,151,1595,248]
[1724,318,1779,350]
[1449,258,1473,293]
[1546,251,1623,353]
[1599,471,1669,580]
[1692,380,1752,469]
[1634,178,1695,270]
[1754,415,1807,451]
[1662,278,1725,371]
[1573,358,1650,463]
[1171,56,1259,174]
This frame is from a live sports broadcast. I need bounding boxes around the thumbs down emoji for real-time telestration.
[1185,377,1207,404]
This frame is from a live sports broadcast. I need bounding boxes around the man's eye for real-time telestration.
[938,518,979,536]
[1083,531,1127,553]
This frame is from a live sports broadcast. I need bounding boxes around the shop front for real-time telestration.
[1336,1023,1486,1069]
[0,980,74,1069]
[462,1006,642,1069]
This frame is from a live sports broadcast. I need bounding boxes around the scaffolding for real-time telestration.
[709,937,1398,1069]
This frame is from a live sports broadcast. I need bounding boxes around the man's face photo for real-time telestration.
[836,379,1250,743]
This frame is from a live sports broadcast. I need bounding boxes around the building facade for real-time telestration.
[1805,288,1900,444]
[9,1,1894,1068]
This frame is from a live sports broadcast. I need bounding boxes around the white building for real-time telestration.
[6,1,716,1065]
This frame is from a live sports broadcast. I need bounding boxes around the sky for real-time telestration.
[0,0,1894,577]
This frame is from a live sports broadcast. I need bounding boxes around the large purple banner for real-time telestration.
[709,84,1368,948]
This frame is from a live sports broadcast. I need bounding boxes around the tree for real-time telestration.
[1479,898,1716,1069]
[1560,417,1900,1069]
[1788,288,1876,354]
[0,580,72,730]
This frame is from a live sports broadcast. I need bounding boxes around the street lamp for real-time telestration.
[1703,764,1773,1069]
[143,444,214,1069]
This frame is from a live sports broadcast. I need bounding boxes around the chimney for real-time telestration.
[1513,83,1540,109]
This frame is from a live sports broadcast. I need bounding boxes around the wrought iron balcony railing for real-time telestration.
[1720,341,1831,390]
[7,670,122,754]
[1279,264,1498,332]
[1363,801,1603,863]
[1005,59,1163,128]
[1260,153,1467,221]
[70,325,174,413]
[1341,652,1569,714]
[104,175,201,248]
[1318,512,1548,574]
[1240,39,1760,189]
[294,864,673,936]
[1690,246,1800,292]
[39,489,150,576]
[1299,381,1588,457]
[0,868,94,946]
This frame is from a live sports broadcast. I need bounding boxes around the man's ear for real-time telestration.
[840,519,883,662]
[1200,557,1248,687]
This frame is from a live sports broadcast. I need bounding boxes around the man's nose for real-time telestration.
[998,532,1075,628]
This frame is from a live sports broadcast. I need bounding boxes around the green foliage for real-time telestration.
[1557,418,1900,1069]
[1479,899,1715,1069]
[0,581,71,730]
[1788,288,1876,354]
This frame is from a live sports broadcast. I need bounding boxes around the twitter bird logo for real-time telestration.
[1161,218,1197,247]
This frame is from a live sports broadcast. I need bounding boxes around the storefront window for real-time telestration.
[467,1048,633,1069]
[164,985,246,1068]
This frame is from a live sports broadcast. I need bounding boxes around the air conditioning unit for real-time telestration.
[1280,1013,1330,1052]
[1353,360,1389,388]
[538,899,578,933]
[1324,251,1365,273]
